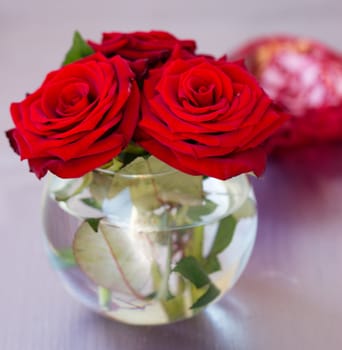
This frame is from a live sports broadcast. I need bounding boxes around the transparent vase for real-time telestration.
[42,158,257,325]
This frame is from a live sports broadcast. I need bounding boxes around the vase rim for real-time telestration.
[94,166,179,179]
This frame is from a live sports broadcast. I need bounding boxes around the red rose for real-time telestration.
[88,30,196,64]
[231,36,342,153]
[6,53,139,179]
[134,56,287,179]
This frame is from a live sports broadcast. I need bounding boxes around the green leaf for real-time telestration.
[53,173,93,202]
[123,143,148,156]
[108,156,204,212]
[202,255,221,274]
[201,215,237,275]
[101,158,124,172]
[210,215,237,256]
[89,172,113,203]
[107,157,148,200]
[81,197,102,210]
[232,198,256,220]
[173,257,220,309]
[190,283,220,309]
[173,256,210,288]
[86,218,102,232]
[72,222,152,296]
[187,199,217,221]
[49,247,76,269]
[62,31,94,66]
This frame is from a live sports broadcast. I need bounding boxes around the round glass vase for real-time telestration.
[42,158,257,326]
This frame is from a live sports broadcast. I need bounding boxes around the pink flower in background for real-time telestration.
[231,36,342,153]
[260,47,342,116]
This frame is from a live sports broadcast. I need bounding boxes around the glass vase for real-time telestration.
[42,158,257,325]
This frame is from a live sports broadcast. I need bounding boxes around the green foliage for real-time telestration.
[81,197,102,210]
[187,199,217,221]
[123,143,148,156]
[173,256,220,309]
[53,173,93,202]
[89,172,113,204]
[104,156,204,213]
[202,255,221,274]
[86,218,101,232]
[190,284,220,309]
[203,215,237,273]
[101,158,124,173]
[210,215,237,255]
[173,256,210,288]
[72,221,152,294]
[49,247,76,269]
[62,31,94,66]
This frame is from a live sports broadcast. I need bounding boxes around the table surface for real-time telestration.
[1,1,342,349]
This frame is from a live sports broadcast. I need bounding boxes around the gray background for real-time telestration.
[1,0,342,349]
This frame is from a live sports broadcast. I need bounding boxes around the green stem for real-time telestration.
[156,234,172,300]
[185,225,205,306]
[189,225,204,261]
[151,232,188,322]
[175,205,189,226]
[160,287,186,321]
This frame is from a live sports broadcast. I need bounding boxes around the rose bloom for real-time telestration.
[134,55,287,180]
[88,30,196,64]
[231,36,342,152]
[6,53,139,179]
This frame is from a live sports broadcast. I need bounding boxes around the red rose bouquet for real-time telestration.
[231,35,342,154]
[6,30,287,324]
[7,30,286,180]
